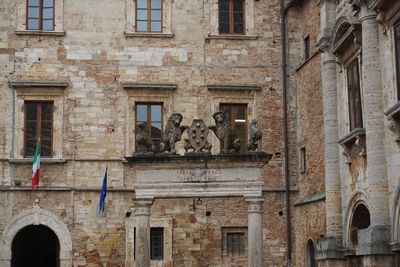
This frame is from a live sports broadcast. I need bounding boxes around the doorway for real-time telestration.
[11,225,60,267]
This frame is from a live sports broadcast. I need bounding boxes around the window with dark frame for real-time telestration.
[136,0,162,32]
[219,104,247,152]
[227,232,245,257]
[304,35,311,60]
[219,0,244,34]
[347,59,363,131]
[25,102,53,157]
[136,103,163,150]
[395,20,400,101]
[300,147,306,173]
[150,227,164,260]
[26,0,54,31]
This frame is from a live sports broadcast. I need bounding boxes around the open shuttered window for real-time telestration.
[25,102,53,157]
[27,0,54,31]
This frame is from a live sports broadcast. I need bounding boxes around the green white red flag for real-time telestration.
[32,139,40,189]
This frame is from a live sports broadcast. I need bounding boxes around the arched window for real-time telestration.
[350,203,371,246]
[306,239,316,267]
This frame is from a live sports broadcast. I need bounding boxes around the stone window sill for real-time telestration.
[206,34,258,40]
[124,32,174,38]
[15,30,66,36]
[384,101,400,142]
[9,158,67,164]
[338,128,366,164]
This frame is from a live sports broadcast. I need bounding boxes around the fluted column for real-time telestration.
[321,53,342,237]
[134,198,153,267]
[246,197,263,267]
[359,4,389,227]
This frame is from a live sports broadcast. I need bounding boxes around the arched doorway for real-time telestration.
[11,225,60,267]
[349,203,371,246]
[306,239,316,267]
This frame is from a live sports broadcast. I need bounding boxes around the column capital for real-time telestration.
[358,2,378,21]
[246,197,264,213]
[134,198,153,216]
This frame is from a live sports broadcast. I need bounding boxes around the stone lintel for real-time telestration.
[206,84,262,91]
[124,32,174,38]
[9,80,69,88]
[121,83,177,90]
[356,225,392,255]
[316,236,344,260]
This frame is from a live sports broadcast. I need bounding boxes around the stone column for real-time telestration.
[134,198,153,267]
[359,4,389,227]
[246,197,263,267]
[321,52,342,237]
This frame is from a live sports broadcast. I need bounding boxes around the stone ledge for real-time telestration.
[338,128,366,145]
[121,83,177,90]
[294,192,325,207]
[15,30,66,36]
[207,84,262,91]
[384,101,400,120]
[125,152,271,165]
[124,32,174,38]
[9,80,69,88]
[316,236,344,260]
[9,158,67,164]
[206,34,258,40]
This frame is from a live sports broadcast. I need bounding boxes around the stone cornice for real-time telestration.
[9,80,69,88]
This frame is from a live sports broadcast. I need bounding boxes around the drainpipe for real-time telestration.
[280,0,301,266]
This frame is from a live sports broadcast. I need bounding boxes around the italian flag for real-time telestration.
[32,140,40,189]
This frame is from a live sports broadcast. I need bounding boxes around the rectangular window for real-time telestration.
[219,0,244,34]
[25,102,53,157]
[136,103,163,150]
[395,20,400,101]
[304,35,310,60]
[347,59,363,131]
[150,227,164,260]
[300,147,306,173]
[136,0,162,32]
[26,0,54,31]
[227,232,245,257]
[220,104,247,152]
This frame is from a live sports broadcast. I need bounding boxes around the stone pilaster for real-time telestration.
[134,198,153,267]
[359,4,389,228]
[246,197,263,267]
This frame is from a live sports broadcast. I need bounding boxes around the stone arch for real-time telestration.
[329,16,361,55]
[344,191,370,248]
[391,186,400,242]
[0,206,72,267]
[305,239,316,267]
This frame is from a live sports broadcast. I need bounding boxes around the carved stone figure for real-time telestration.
[248,119,262,151]
[135,122,153,154]
[159,113,187,154]
[185,119,212,154]
[209,111,241,153]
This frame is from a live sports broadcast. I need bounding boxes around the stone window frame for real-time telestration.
[221,226,248,258]
[208,85,260,154]
[122,83,177,156]
[394,19,400,101]
[135,102,164,151]
[345,57,364,131]
[300,146,306,174]
[9,81,67,160]
[15,0,65,36]
[125,217,173,266]
[125,0,174,38]
[209,0,257,40]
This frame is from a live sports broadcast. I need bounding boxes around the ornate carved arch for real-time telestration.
[330,16,362,55]
[0,206,72,267]
[343,190,370,248]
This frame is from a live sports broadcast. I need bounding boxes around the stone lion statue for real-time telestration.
[209,111,241,153]
[159,113,187,154]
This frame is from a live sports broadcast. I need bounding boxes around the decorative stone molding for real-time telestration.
[329,17,362,56]
[206,84,262,91]
[121,83,177,90]
[246,197,264,213]
[316,236,344,260]
[0,206,72,267]
[384,101,400,143]
[134,199,153,216]
[338,128,366,164]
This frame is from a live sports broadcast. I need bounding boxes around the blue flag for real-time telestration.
[98,167,108,213]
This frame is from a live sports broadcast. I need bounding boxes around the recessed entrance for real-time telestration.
[11,225,60,267]
[350,203,371,246]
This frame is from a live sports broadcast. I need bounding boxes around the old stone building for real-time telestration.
[1,0,399,266]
